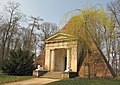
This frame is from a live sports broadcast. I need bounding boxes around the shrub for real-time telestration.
[1,49,34,75]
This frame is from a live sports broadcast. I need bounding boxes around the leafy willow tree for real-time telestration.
[1,49,34,75]
[61,7,116,77]
[62,7,114,52]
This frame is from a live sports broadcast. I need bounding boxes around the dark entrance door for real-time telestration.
[64,57,67,71]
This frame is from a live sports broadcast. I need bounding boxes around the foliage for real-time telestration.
[1,49,34,76]
[61,7,113,56]
[46,78,120,85]
[0,74,33,84]
[61,7,119,76]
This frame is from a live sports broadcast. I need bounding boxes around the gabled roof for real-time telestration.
[45,32,77,43]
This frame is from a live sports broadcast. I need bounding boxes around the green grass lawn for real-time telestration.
[46,78,120,85]
[0,74,33,84]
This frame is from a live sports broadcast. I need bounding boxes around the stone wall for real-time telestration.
[78,41,114,78]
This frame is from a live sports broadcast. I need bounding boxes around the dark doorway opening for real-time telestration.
[64,57,67,71]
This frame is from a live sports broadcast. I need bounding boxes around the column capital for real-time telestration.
[66,48,71,50]
[51,49,55,51]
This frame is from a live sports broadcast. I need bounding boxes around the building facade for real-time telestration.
[45,33,78,72]
[44,32,116,78]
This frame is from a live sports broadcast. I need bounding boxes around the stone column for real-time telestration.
[66,48,71,70]
[45,49,50,71]
[51,49,55,71]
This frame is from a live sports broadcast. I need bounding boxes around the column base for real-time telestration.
[62,72,78,78]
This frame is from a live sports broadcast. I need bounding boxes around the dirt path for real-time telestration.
[3,78,60,85]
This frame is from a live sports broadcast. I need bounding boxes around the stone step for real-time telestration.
[40,72,63,79]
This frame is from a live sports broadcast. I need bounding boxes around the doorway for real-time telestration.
[54,48,67,71]
[64,57,67,71]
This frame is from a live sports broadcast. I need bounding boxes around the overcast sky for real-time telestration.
[0,0,112,26]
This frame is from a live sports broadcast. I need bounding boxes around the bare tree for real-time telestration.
[0,1,59,67]
[107,0,120,29]
[0,1,23,60]
[40,22,58,50]
[34,22,59,66]
[27,16,43,51]
[107,0,120,73]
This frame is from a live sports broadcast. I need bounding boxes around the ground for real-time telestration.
[46,78,120,85]
[2,77,120,85]
[2,78,60,85]
[0,74,33,84]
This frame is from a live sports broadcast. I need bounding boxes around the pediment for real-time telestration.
[45,32,77,43]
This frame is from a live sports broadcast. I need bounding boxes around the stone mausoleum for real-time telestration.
[45,32,77,72]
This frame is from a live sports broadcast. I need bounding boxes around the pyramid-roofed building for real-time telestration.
[44,16,116,78]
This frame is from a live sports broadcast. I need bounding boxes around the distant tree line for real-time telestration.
[0,1,58,61]
[0,1,58,75]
